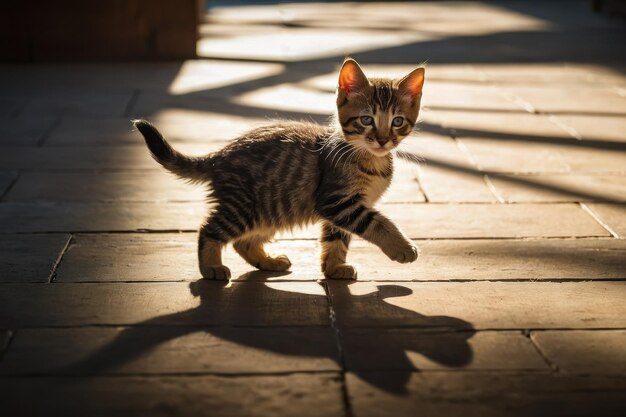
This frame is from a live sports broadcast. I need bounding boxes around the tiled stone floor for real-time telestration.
[1,1,626,416]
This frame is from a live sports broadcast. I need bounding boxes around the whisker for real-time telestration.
[332,144,355,169]
[328,142,352,167]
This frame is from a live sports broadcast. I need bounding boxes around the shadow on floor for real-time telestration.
[50,275,475,395]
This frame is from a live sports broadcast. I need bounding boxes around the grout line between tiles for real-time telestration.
[0,172,20,202]
[36,115,63,147]
[580,203,619,238]
[323,281,354,417]
[527,330,560,373]
[482,174,505,203]
[0,330,15,365]
[47,234,74,283]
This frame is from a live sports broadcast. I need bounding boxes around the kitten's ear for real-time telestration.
[338,58,369,94]
[398,67,425,98]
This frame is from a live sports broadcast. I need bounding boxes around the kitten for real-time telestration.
[134,58,424,280]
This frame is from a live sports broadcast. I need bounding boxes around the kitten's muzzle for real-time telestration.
[370,136,389,146]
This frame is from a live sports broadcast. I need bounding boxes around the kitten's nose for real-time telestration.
[376,137,389,146]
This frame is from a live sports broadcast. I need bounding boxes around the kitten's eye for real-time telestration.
[360,116,374,126]
[392,116,404,127]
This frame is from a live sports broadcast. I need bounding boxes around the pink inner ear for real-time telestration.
[339,61,366,93]
[404,68,425,97]
[339,67,356,92]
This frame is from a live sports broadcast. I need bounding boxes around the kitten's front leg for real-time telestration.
[319,197,418,264]
[320,221,357,280]
[360,211,419,263]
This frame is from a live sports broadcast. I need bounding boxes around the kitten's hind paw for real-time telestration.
[201,265,231,280]
[324,264,357,280]
[257,255,292,272]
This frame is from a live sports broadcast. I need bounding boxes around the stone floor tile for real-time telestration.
[488,174,626,202]
[327,281,626,329]
[197,22,430,62]
[418,166,497,202]
[0,202,206,232]
[46,115,263,146]
[346,239,626,281]
[343,330,548,371]
[574,64,626,87]
[203,1,546,39]
[550,115,626,143]
[586,203,626,238]
[0,281,329,326]
[347,372,626,417]
[438,110,570,141]
[56,235,626,282]
[0,327,340,375]
[130,91,331,123]
[0,330,9,354]
[0,374,344,417]
[472,63,595,85]
[0,116,57,146]
[165,59,285,97]
[502,85,626,115]
[56,234,199,282]
[5,172,206,203]
[0,146,157,170]
[130,92,221,118]
[457,138,570,173]
[0,144,222,171]
[0,63,182,93]
[395,238,626,281]
[0,234,70,283]
[397,134,474,169]
[56,234,322,282]
[531,330,626,375]
[233,82,336,115]
[459,137,626,173]
[17,90,135,118]
[0,98,27,118]
[376,203,608,239]
[422,81,525,112]
[0,171,16,198]
[560,147,626,173]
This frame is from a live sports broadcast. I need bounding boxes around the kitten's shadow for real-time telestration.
[51,273,475,395]
[234,269,293,281]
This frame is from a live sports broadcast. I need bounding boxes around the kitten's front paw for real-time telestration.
[201,265,231,280]
[324,264,357,280]
[385,241,419,264]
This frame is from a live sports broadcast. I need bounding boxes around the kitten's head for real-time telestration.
[336,58,425,157]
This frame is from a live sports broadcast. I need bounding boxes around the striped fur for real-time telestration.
[134,58,424,280]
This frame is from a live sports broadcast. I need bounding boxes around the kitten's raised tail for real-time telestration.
[132,119,210,183]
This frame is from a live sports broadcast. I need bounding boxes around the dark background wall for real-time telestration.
[0,0,201,62]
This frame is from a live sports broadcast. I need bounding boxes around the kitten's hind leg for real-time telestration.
[198,218,232,280]
[320,222,357,280]
[233,232,291,272]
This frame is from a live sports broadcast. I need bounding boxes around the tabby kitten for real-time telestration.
[134,58,424,280]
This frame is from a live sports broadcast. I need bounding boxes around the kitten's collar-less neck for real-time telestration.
[359,150,392,170]
[357,161,392,178]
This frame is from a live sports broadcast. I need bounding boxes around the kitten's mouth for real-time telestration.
[367,145,392,156]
